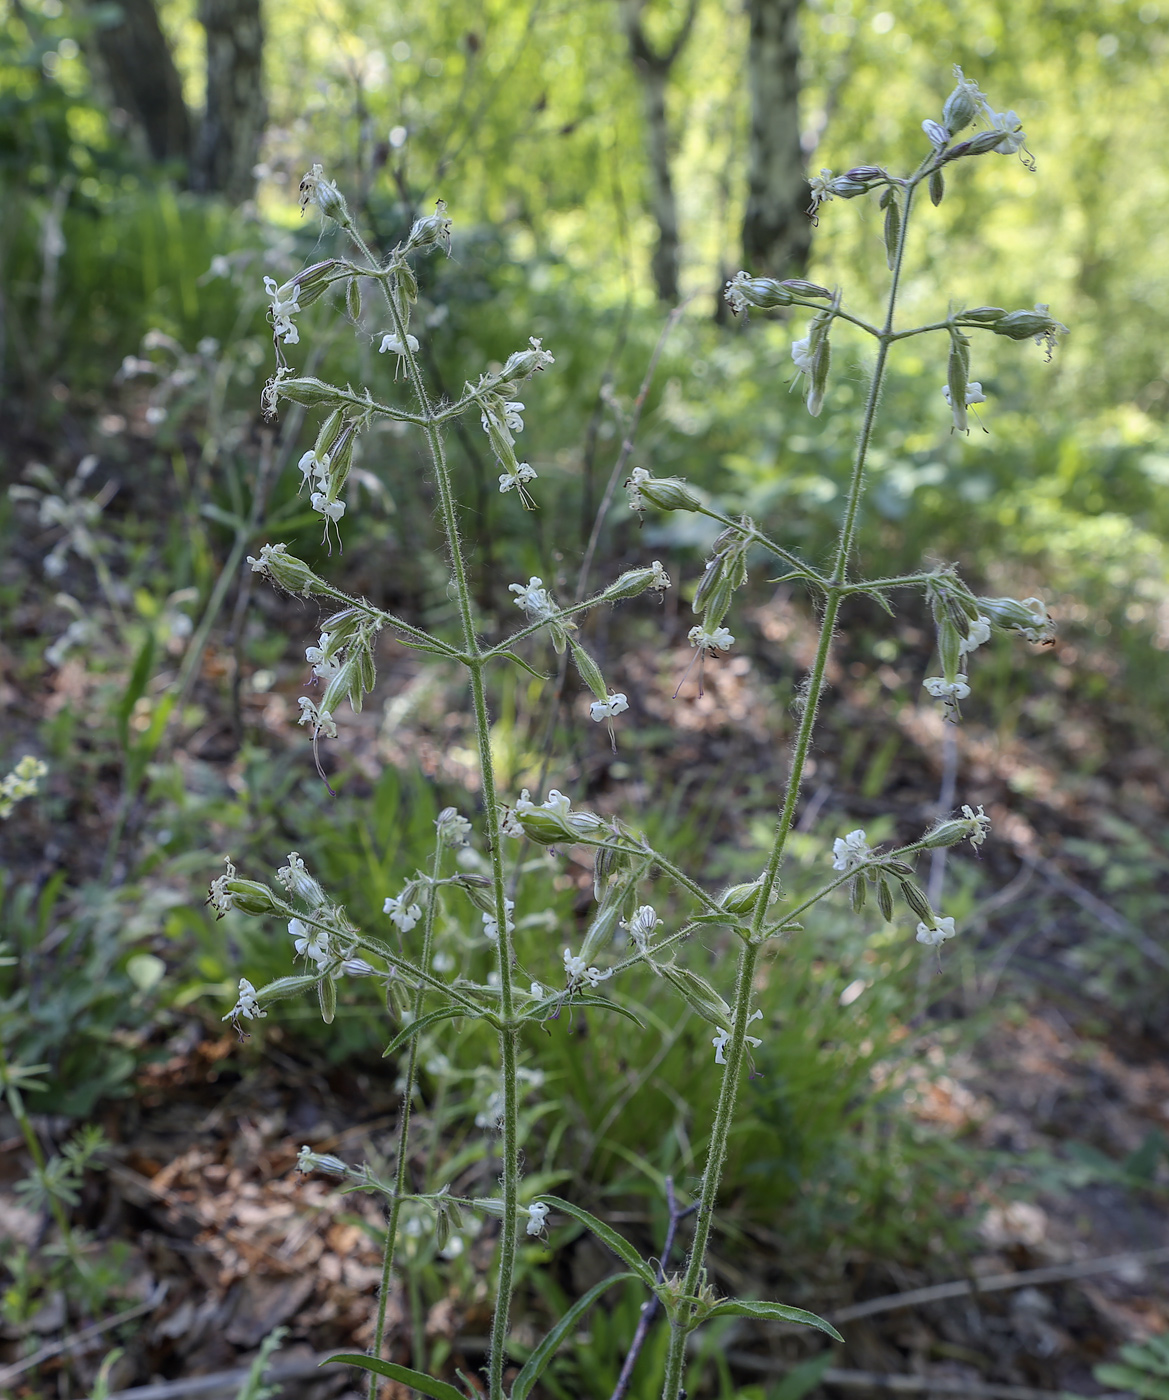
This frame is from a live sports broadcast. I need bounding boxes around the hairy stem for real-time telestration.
[658,173,920,1400]
[368,831,446,1398]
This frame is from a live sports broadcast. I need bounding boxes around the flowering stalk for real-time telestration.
[367,828,445,1398]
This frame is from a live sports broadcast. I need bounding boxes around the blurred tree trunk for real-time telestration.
[621,0,699,303]
[192,0,265,204]
[741,0,810,278]
[85,0,191,165]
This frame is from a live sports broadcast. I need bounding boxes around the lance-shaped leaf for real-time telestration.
[706,1297,844,1343]
[511,1271,640,1400]
[383,1005,494,1058]
[534,1196,657,1286]
[324,1356,468,1400]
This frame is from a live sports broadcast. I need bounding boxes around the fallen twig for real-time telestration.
[829,1243,1169,1324]
[0,1286,165,1387]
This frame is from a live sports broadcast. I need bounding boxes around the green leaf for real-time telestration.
[199,502,248,533]
[116,631,156,749]
[383,1005,477,1057]
[706,1298,844,1343]
[1095,1363,1169,1398]
[572,995,645,1029]
[324,1355,468,1400]
[500,650,549,681]
[511,1271,638,1400]
[534,1195,656,1285]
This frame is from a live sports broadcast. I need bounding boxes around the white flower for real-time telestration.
[223,977,265,1024]
[525,1201,550,1236]
[529,982,545,998]
[626,466,651,513]
[922,118,950,149]
[941,382,986,408]
[310,492,346,522]
[916,916,957,947]
[475,1088,505,1130]
[290,917,330,967]
[264,275,301,345]
[649,561,670,591]
[982,105,1027,155]
[500,806,525,839]
[923,674,971,704]
[832,828,872,872]
[498,462,538,497]
[482,899,516,942]
[298,450,331,486]
[378,332,420,356]
[961,804,991,848]
[435,807,472,847]
[384,895,423,932]
[621,905,661,954]
[509,575,554,619]
[712,1010,764,1065]
[297,696,337,738]
[807,168,836,218]
[1018,597,1053,644]
[942,381,987,431]
[305,634,340,682]
[791,336,814,375]
[562,947,612,991]
[959,615,992,656]
[589,693,628,723]
[208,857,238,916]
[688,624,734,654]
[277,851,326,906]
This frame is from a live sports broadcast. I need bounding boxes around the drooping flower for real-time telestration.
[961,804,991,848]
[264,276,301,346]
[482,899,516,943]
[378,332,420,357]
[916,915,957,947]
[223,977,266,1025]
[589,693,629,723]
[687,624,734,654]
[525,1201,550,1237]
[959,615,992,656]
[942,381,987,432]
[712,1009,764,1065]
[298,450,330,487]
[923,674,971,719]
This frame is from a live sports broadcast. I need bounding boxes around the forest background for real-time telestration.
[5,0,1169,1396]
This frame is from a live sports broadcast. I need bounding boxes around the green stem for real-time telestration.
[355,230,521,1400]
[368,833,446,1399]
[658,172,921,1400]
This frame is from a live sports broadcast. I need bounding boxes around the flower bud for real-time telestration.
[921,820,975,849]
[406,199,452,255]
[946,130,1008,160]
[659,963,732,1026]
[977,595,1055,643]
[570,642,607,703]
[942,80,980,134]
[877,878,896,923]
[626,468,704,514]
[992,309,1060,340]
[899,880,935,924]
[830,178,870,198]
[929,169,945,207]
[850,874,866,912]
[724,272,793,314]
[224,879,280,915]
[499,336,556,385]
[938,617,962,682]
[719,877,777,916]
[274,376,346,407]
[779,279,833,299]
[288,259,343,308]
[605,561,671,600]
[961,307,1006,324]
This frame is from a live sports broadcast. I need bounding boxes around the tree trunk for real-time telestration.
[86,0,191,166]
[621,0,699,303]
[741,0,810,279]
[193,0,265,204]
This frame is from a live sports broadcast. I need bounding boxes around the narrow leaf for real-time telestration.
[383,1005,477,1057]
[707,1298,844,1343]
[534,1195,656,1285]
[572,995,645,1030]
[500,650,549,681]
[116,631,156,748]
[511,1272,638,1400]
[324,1355,467,1400]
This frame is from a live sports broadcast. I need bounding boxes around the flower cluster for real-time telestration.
[562,948,613,992]
[832,829,872,873]
[0,755,47,820]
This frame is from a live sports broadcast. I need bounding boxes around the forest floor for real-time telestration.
[3,510,1169,1399]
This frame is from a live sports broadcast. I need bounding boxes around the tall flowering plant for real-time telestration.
[213,69,1063,1400]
